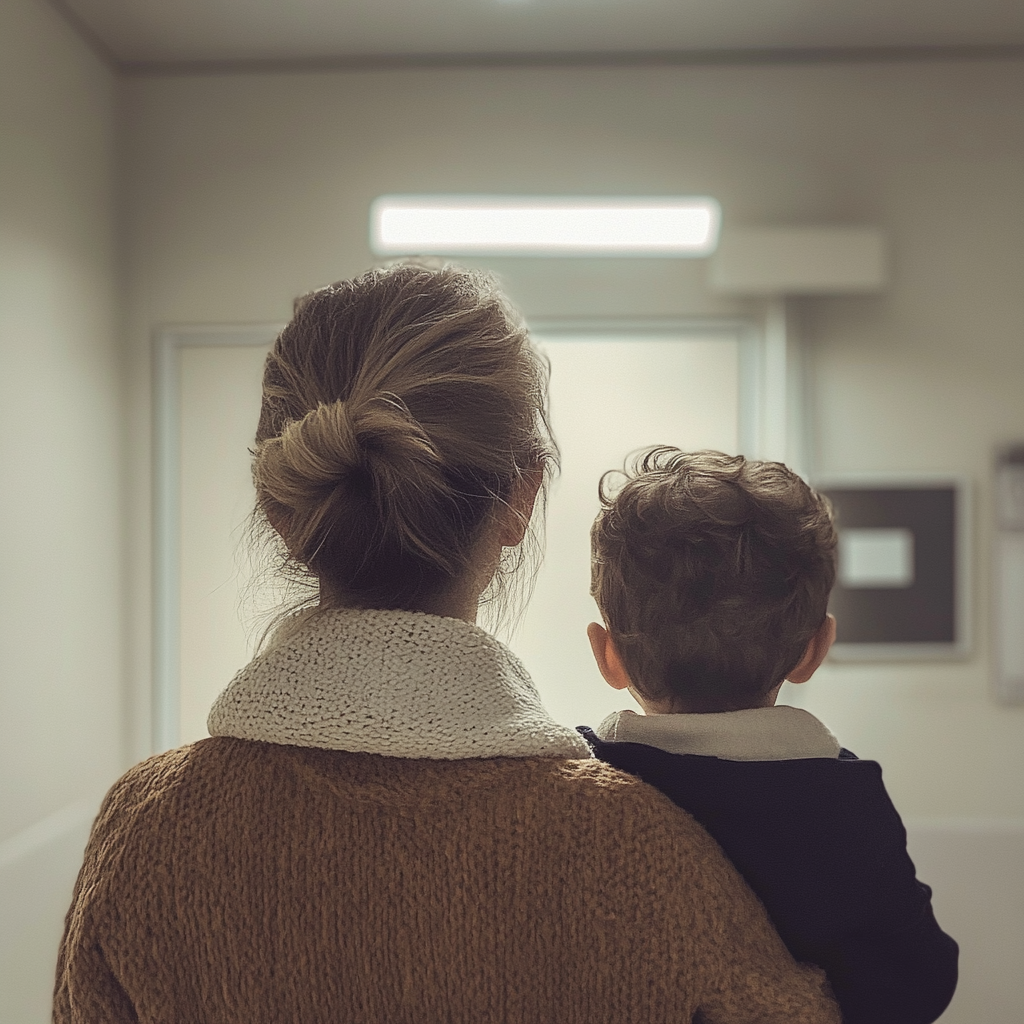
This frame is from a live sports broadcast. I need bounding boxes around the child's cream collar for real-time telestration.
[595,705,841,761]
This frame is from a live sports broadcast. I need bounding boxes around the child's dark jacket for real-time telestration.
[579,706,958,1024]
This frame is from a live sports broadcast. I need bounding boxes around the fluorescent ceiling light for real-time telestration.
[370,195,721,257]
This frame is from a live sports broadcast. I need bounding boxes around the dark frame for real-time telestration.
[815,477,971,661]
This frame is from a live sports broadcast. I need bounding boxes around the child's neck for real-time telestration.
[633,681,783,715]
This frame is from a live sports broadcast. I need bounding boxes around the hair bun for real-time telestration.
[254,394,456,574]
[275,399,361,490]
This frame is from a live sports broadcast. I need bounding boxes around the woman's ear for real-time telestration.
[786,613,837,685]
[265,507,295,554]
[587,622,634,691]
[497,466,544,547]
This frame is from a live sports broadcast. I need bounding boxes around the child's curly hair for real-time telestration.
[591,448,837,712]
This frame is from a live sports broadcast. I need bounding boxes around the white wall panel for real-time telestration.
[907,822,1024,1023]
[0,821,94,1024]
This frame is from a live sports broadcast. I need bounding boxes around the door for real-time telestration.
[499,330,739,727]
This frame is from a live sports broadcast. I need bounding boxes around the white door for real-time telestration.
[497,332,739,728]
[177,341,275,746]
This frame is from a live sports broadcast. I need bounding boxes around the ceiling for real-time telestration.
[56,0,1024,70]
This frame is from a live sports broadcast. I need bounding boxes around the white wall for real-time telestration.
[0,0,123,1020]
[123,58,1024,807]
[122,58,1024,1019]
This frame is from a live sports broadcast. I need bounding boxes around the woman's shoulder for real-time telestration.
[94,740,729,884]
[100,736,243,802]
[88,737,271,847]
[524,754,704,820]
[501,755,735,867]
[112,742,698,815]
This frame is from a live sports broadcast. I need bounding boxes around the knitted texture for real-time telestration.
[55,742,840,1024]
[208,607,592,759]
[55,608,841,1024]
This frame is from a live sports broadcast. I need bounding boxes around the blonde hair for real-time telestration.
[591,448,837,712]
[252,261,555,614]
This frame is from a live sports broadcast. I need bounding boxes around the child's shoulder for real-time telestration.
[577,719,891,816]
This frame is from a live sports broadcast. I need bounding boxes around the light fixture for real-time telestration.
[370,195,721,257]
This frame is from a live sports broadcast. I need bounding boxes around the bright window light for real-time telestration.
[370,195,721,257]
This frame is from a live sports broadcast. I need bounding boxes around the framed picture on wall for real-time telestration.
[815,477,972,661]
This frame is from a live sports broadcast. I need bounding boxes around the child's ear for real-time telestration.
[587,622,634,691]
[786,613,837,685]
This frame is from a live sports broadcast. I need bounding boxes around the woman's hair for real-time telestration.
[591,448,837,712]
[252,261,556,614]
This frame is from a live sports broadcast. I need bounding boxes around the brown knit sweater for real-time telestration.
[54,608,840,1024]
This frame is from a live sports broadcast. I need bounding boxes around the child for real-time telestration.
[579,447,958,1024]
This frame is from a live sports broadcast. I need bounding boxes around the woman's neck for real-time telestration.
[315,522,504,625]
[317,580,480,624]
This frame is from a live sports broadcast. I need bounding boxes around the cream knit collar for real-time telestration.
[595,705,841,761]
[208,606,592,761]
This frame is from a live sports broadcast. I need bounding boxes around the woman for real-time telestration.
[55,262,838,1023]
